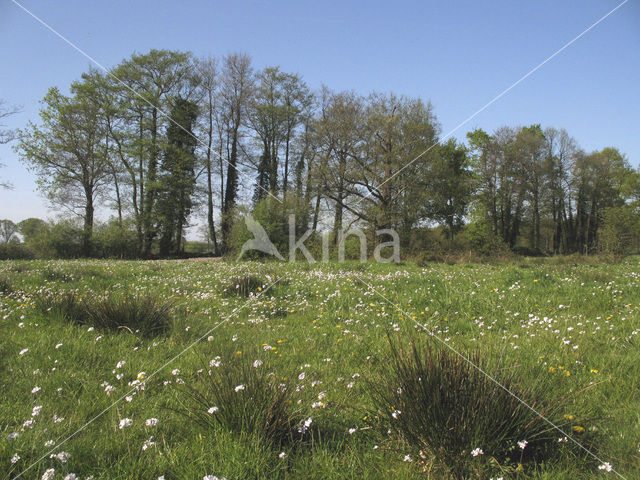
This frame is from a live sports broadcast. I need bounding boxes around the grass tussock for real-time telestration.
[0,276,12,294]
[35,291,173,337]
[369,336,573,478]
[174,350,306,448]
[223,275,266,297]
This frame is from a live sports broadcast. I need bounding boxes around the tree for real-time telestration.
[18,87,110,255]
[0,220,17,243]
[17,218,50,243]
[425,139,474,243]
[157,98,199,256]
[219,53,254,251]
[196,56,220,255]
[0,99,21,189]
[112,49,197,256]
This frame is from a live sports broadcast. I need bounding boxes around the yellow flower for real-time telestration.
[564,414,574,420]
[573,426,585,433]
[236,351,242,355]
[548,366,556,373]
[590,369,599,374]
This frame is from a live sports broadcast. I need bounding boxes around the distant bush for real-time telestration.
[369,336,570,478]
[175,349,305,447]
[0,243,36,260]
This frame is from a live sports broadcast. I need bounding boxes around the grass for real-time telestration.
[0,258,639,479]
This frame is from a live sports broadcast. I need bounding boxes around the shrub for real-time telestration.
[368,336,569,478]
[175,350,305,447]
[0,243,36,260]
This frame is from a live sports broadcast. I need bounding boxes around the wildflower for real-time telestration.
[403,454,412,462]
[573,426,585,433]
[142,436,156,451]
[119,418,133,429]
[116,360,125,369]
[471,448,484,457]
[298,372,305,380]
[42,469,55,480]
[64,475,78,480]
[517,440,528,450]
[298,417,312,434]
[19,348,28,356]
[45,440,55,447]
[348,428,357,434]
[50,451,70,463]
[7,432,19,439]
[598,462,613,472]
[234,384,245,392]
[252,360,263,368]
[279,451,287,458]
[207,406,219,414]
[11,453,20,464]
[32,405,43,416]
[32,386,41,393]
[171,369,180,376]
[391,409,401,419]
[145,418,159,427]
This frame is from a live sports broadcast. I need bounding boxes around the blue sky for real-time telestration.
[0,0,638,224]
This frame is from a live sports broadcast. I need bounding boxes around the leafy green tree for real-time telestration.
[157,98,199,256]
[17,218,50,243]
[425,139,474,243]
[17,87,110,255]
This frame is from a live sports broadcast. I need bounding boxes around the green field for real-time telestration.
[1,259,639,479]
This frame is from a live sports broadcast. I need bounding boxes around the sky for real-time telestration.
[0,0,638,229]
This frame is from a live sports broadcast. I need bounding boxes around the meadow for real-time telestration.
[0,258,639,479]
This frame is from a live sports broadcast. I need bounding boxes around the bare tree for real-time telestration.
[0,99,21,189]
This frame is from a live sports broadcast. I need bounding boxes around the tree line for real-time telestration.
[5,49,639,259]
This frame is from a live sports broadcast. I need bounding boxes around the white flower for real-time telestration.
[517,440,528,450]
[116,360,126,369]
[44,440,55,447]
[348,428,357,434]
[19,348,28,356]
[145,418,159,427]
[392,410,401,419]
[32,386,41,394]
[142,436,156,451]
[234,384,245,392]
[207,406,219,414]
[41,469,55,480]
[104,384,116,395]
[119,418,133,429]
[210,357,221,367]
[55,343,63,349]
[11,453,20,464]
[298,417,313,434]
[298,372,305,380]
[171,369,180,376]
[32,405,43,416]
[279,451,287,458]
[50,451,70,463]
[252,360,263,368]
[598,462,613,472]
[471,448,484,457]
[403,454,412,462]
[63,474,77,480]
